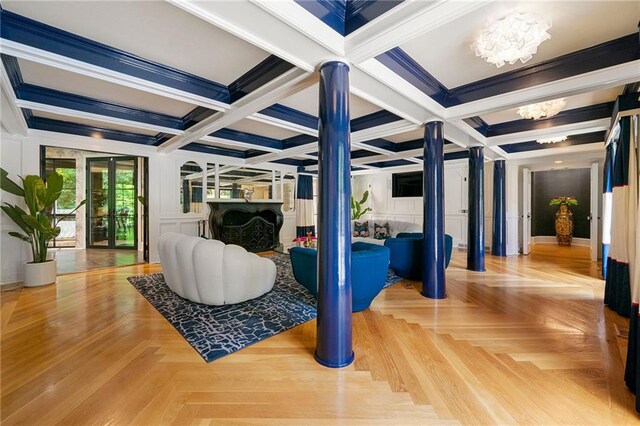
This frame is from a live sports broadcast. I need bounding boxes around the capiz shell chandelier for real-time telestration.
[472,11,551,68]
[537,136,568,144]
[518,98,566,120]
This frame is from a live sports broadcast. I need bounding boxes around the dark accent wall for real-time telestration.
[531,169,591,239]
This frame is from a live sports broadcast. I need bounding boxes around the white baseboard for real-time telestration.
[531,236,591,247]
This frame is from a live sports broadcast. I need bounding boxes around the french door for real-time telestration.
[87,157,138,249]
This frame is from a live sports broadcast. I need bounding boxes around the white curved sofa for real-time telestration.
[351,219,422,245]
[158,233,276,305]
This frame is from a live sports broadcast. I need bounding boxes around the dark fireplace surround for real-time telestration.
[208,201,283,252]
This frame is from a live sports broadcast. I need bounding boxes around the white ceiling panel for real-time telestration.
[384,127,424,143]
[227,119,301,140]
[4,1,271,85]
[18,59,196,117]
[32,111,159,136]
[481,86,624,125]
[278,83,382,118]
[400,1,640,88]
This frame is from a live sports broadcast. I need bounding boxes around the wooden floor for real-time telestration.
[51,248,146,275]
[1,245,637,424]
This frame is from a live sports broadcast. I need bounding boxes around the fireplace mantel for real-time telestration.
[208,201,283,252]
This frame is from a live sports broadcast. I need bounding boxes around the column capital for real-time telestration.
[318,59,350,71]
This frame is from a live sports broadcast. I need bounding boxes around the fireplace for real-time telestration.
[208,201,284,252]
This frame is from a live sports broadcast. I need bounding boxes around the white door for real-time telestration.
[444,166,468,247]
[522,168,532,255]
[590,163,599,262]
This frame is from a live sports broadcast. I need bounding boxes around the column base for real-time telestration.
[314,351,355,368]
[420,288,447,299]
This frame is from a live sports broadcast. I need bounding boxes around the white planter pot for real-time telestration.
[24,260,57,287]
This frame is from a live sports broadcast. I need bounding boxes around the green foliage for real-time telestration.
[549,196,578,207]
[351,190,372,220]
[0,167,86,263]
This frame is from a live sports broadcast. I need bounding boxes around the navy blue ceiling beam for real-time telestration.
[16,84,185,130]
[28,116,160,146]
[0,10,230,104]
[345,0,404,35]
[258,103,318,130]
[210,128,283,150]
[448,34,639,106]
[484,102,614,138]
[375,48,448,106]
[499,131,606,154]
[229,55,295,103]
[294,0,405,36]
[376,33,639,109]
[182,142,254,159]
[350,110,403,132]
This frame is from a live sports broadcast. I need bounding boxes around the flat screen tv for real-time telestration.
[392,171,422,197]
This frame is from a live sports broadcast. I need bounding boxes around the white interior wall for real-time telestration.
[352,159,507,251]
[0,130,297,285]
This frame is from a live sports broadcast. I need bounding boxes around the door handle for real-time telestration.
[460,209,468,213]
[587,214,592,221]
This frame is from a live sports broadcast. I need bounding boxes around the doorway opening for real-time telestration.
[521,164,600,267]
[40,146,148,274]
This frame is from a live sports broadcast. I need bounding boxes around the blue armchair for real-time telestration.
[289,242,391,312]
[384,233,453,281]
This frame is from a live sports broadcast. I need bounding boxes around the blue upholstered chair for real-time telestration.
[289,242,391,312]
[383,233,453,281]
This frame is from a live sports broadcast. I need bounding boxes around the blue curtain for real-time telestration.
[605,117,633,318]
[296,174,315,238]
[602,143,614,279]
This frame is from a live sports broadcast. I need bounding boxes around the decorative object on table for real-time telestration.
[374,222,391,240]
[350,190,371,220]
[353,220,369,237]
[158,233,276,305]
[549,196,578,246]
[472,11,551,68]
[289,243,401,312]
[242,188,254,202]
[0,168,86,287]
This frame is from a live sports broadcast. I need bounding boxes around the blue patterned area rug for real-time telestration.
[127,253,402,363]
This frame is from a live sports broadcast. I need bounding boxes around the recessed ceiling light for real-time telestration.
[519,98,566,120]
[471,11,551,68]
[554,160,563,164]
[537,136,568,144]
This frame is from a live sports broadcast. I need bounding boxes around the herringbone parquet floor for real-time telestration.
[1,245,637,424]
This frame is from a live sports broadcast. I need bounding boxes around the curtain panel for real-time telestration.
[295,174,315,238]
[606,115,640,411]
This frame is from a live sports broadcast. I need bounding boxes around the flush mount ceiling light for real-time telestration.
[537,136,568,144]
[472,11,551,68]
[518,98,566,120]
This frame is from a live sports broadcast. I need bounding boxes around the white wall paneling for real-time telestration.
[0,130,297,285]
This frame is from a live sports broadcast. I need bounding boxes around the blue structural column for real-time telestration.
[467,146,486,271]
[491,160,507,257]
[315,61,354,368]
[422,121,446,299]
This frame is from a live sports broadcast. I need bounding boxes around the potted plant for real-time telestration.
[1,168,86,287]
[351,191,372,220]
[549,196,578,246]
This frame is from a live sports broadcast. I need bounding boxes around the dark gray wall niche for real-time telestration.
[531,169,591,239]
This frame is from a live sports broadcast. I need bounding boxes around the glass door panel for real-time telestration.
[87,157,137,249]
[88,160,110,247]
[114,159,136,247]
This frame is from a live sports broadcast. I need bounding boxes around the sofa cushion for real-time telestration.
[353,220,369,237]
[374,222,391,239]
